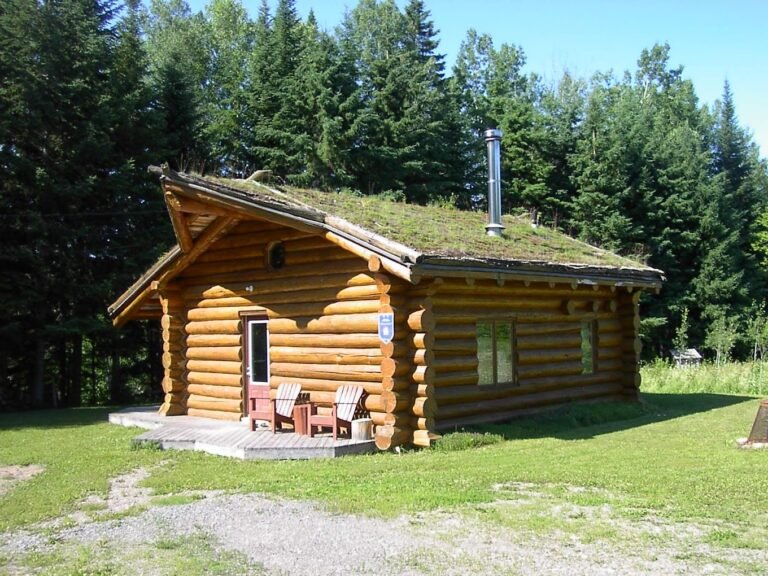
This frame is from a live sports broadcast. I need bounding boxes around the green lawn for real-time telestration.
[1,369,767,542]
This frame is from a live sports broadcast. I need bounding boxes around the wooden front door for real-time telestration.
[243,314,270,420]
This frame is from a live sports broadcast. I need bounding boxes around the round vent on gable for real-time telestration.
[266,241,285,270]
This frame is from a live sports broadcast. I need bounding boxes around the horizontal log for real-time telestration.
[412,430,439,448]
[413,348,435,366]
[596,358,623,372]
[268,333,383,348]
[158,401,186,416]
[517,360,583,380]
[185,359,241,375]
[408,309,435,332]
[379,341,412,360]
[270,346,383,365]
[433,323,476,339]
[161,376,186,393]
[269,375,386,397]
[187,394,242,414]
[430,279,615,299]
[161,315,185,331]
[182,269,374,300]
[179,260,368,287]
[380,390,411,413]
[415,417,434,431]
[161,390,187,406]
[433,370,478,387]
[374,425,412,450]
[383,413,419,428]
[516,322,580,337]
[185,346,242,361]
[381,357,413,378]
[187,371,242,387]
[432,355,477,372]
[430,295,562,311]
[517,347,582,366]
[432,338,476,353]
[285,247,356,267]
[437,311,616,324]
[597,347,622,360]
[269,313,399,335]
[187,407,241,421]
[411,396,436,418]
[186,334,242,347]
[597,318,622,333]
[187,383,242,400]
[412,365,434,385]
[161,352,186,371]
[515,370,621,390]
[196,243,265,264]
[381,376,412,392]
[188,285,382,308]
[186,319,242,335]
[416,383,434,397]
[435,381,625,420]
[517,333,581,350]
[187,299,384,322]
[270,362,383,382]
[409,332,434,350]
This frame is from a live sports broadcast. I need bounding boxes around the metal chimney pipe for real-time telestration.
[484,128,504,237]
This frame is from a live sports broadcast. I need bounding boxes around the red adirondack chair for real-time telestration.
[308,385,367,440]
[270,382,304,433]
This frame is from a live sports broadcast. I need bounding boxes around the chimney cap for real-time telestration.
[484,128,502,141]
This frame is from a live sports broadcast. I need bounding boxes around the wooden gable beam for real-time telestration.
[165,191,235,217]
[164,192,194,252]
[154,215,239,290]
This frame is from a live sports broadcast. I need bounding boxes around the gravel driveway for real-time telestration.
[2,467,765,575]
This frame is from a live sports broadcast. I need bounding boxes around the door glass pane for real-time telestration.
[476,321,494,385]
[496,322,514,384]
[248,321,269,384]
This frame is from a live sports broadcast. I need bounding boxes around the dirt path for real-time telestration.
[2,467,765,575]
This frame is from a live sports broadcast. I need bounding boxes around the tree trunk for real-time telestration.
[110,335,122,404]
[32,335,46,407]
[70,334,82,407]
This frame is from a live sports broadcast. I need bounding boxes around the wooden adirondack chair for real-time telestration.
[248,385,271,432]
[270,382,304,433]
[308,385,367,440]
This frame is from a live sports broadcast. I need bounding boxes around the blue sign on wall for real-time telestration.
[378,312,394,344]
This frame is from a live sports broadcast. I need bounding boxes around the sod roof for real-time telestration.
[203,174,658,273]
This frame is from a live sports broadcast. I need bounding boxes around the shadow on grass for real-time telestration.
[0,406,116,431]
[473,392,755,442]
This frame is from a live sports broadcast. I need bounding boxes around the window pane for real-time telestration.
[496,322,514,384]
[476,321,494,385]
[581,321,594,374]
[249,321,269,384]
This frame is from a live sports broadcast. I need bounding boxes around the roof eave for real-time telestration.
[413,257,664,290]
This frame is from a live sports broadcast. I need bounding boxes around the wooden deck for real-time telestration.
[109,407,377,460]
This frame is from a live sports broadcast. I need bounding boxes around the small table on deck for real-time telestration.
[292,403,316,436]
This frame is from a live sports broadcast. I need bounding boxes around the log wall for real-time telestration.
[158,288,188,416]
[169,218,416,442]
[420,278,636,438]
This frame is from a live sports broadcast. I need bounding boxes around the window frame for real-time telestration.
[476,318,518,387]
[580,319,598,374]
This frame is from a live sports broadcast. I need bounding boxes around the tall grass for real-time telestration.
[641,359,768,396]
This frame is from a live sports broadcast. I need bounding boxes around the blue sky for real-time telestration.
[188,0,768,159]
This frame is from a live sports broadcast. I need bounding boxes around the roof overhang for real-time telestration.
[109,167,665,326]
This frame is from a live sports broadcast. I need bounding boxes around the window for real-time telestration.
[477,320,517,386]
[581,320,597,374]
[246,318,269,385]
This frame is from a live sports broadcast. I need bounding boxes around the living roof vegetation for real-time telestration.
[209,176,650,270]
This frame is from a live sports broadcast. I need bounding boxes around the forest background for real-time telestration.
[2,0,768,410]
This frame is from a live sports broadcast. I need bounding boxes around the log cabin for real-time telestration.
[109,164,664,449]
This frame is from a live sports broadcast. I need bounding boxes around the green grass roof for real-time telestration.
[209,176,650,270]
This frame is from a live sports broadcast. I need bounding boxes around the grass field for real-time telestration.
[1,362,767,553]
